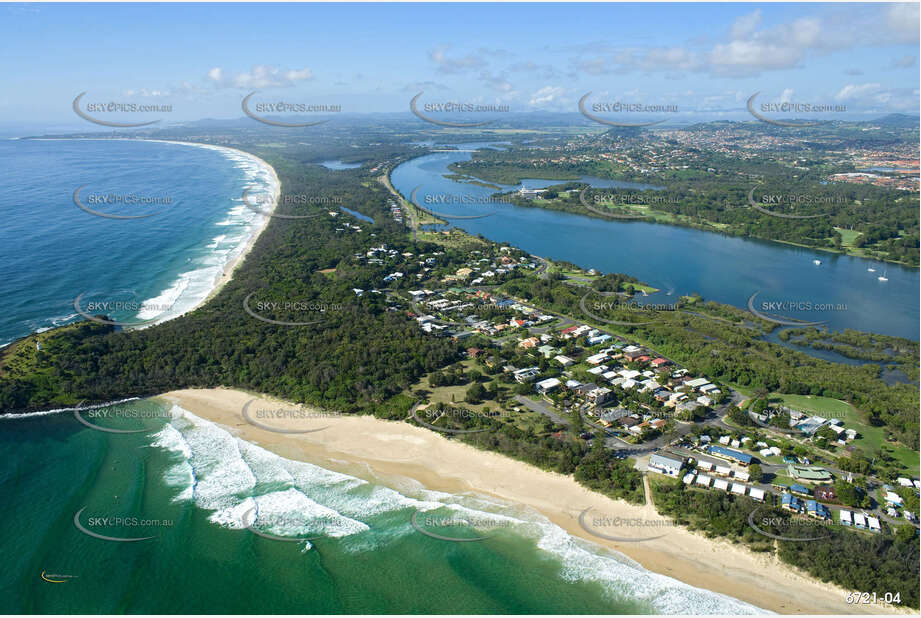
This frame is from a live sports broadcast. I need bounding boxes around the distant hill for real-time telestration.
[872,113,919,128]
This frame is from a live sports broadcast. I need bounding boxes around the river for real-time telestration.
[390,144,919,342]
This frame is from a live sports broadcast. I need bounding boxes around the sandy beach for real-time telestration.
[34,137,280,321]
[146,140,280,310]
[158,387,907,615]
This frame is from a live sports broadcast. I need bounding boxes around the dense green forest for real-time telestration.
[778,327,920,370]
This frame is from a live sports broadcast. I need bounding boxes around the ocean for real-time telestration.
[0,138,277,347]
[0,139,764,614]
[0,399,764,614]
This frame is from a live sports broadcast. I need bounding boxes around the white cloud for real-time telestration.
[885,3,920,43]
[832,82,917,111]
[528,86,565,107]
[123,88,170,98]
[403,80,450,92]
[730,10,763,40]
[479,71,513,93]
[206,65,313,89]
[836,83,882,101]
[428,47,487,74]
[574,5,921,79]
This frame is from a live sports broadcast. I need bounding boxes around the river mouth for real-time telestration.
[391,142,919,346]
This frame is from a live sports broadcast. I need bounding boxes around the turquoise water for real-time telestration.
[340,206,374,223]
[0,139,276,346]
[0,400,764,614]
[319,160,362,170]
[391,145,919,341]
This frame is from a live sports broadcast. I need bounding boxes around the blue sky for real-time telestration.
[1,2,918,129]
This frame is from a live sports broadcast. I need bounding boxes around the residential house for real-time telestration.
[806,500,831,520]
[586,387,614,407]
[554,355,575,367]
[586,333,612,346]
[648,453,685,477]
[536,377,561,395]
[781,493,804,513]
[513,367,540,383]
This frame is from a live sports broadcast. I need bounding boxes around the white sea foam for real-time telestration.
[0,396,141,420]
[150,416,192,459]
[206,235,226,249]
[127,140,279,328]
[151,406,768,614]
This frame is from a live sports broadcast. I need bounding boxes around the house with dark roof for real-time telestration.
[781,493,805,513]
[806,500,831,520]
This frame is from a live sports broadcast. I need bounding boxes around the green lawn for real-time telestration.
[834,227,863,248]
[777,394,853,416]
[776,393,918,476]
[769,473,796,487]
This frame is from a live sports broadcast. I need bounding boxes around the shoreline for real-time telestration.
[25,137,280,325]
[433,160,914,269]
[138,139,280,316]
[158,387,908,616]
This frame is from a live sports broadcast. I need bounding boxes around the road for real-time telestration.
[514,395,571,427]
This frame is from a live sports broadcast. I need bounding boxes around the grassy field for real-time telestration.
[834,227,864,248]
[546,260,659,294]
[776,393,919,475]
[417,229,489,250]
[768,473,797,487]
[1,324,81,379]
[405,360,549,434]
